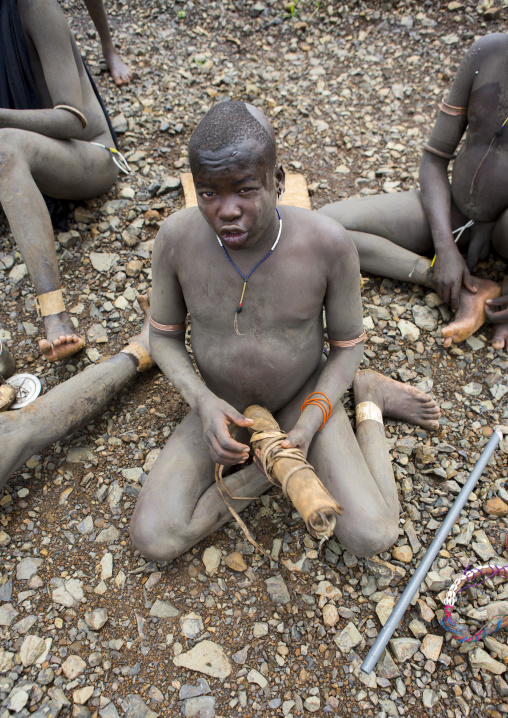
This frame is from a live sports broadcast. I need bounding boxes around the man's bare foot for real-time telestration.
[353,369,440,431]
[104,48,132,85]
[39,312,85,362]
[441,277,501,348]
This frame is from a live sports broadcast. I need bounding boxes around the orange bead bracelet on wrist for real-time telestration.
[301,392,332,430]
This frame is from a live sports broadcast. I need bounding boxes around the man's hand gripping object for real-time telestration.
[215,405,343,557]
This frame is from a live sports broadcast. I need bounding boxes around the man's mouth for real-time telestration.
[220,226,248,242]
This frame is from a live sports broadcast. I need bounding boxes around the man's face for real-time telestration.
[193,139,279,251]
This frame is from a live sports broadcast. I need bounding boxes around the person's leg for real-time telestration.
[487,211,508,350]
[276,367,440,558]
[129,411,273,562]
[318,191,435,285]
[320,192,503,348]
[0,296,151,488]
[83,0,132,85]
[0,128,118,361]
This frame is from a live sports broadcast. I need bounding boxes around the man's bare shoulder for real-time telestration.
[284,206,357,257]
[153,207,205,257]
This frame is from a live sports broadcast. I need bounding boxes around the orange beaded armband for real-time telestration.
[301,391,332,430]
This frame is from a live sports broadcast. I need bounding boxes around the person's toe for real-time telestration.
[39,338,53,357]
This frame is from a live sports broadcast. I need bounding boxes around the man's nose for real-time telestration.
[217,195,242,220]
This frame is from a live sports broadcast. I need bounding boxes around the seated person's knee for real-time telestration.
[0,129,25,170]
[339,516,398,558]
[129,512,195,563]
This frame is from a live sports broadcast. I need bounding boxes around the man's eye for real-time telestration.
[201,191,215,198]
[239,187,255,194]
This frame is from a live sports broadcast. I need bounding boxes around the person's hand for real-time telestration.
[485,294,508,324]
[433,245,476,311]
[280,425,314,459]
[198,396,253,466]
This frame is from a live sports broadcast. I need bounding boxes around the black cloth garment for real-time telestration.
[0,0,118,229]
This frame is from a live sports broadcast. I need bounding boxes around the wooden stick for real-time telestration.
[243,405,343,541]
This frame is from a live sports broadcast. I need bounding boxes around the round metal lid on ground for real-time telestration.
[6,373,42,409]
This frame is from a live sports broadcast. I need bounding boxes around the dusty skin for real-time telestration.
[83,0,132,85]
[320,34,508,349]
[1,0,119,361]
[0,296,151,489]
[129,101,441,562]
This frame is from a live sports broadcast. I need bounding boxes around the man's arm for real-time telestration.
[282,219,365,455]
[0,0,85,139]
[419,38,489,309]
[149,213,253,466]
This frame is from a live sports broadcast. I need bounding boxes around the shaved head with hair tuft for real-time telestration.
[188,100,276,173]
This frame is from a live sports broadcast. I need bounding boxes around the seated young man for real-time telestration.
[0,0,120,361]
[130,101,440,561]
[320,33,508,351]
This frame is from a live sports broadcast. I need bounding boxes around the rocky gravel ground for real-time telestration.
[1,0,508,716]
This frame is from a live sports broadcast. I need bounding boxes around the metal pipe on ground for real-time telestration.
[361,428,503,675]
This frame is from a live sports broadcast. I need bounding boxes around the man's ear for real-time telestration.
[274,163,286,197]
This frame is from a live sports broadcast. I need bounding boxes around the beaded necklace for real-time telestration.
[216,207,282,335]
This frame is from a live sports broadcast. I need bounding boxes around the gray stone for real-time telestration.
[469,646,506,674]
[389,637,420,662]
[29,701,63,718]
[85,608,108,631]
[122,467,144,482]
[95,526,120,543]
[365,557,406,588]
[0,603,18,627]
[157,176,181,196]
[19,634,47,666]
[202,546,222,575]
[87,324,108,344]
[123,695,159,718]
[66,446,93,463]
[462,381,482,396]
[100,704,120,718]
[378,698,399,717]
[77,516,94,534]
[51,578,84,607]
[465,335,485,351]
[90,252,120,273]
[9,263,27,282]
[397,320,420,341]
[150,599,179,619]
[247,668,268,688]
[412,304,438,331]
[333,622,362,653]
[303,696,321,712]
[265,574,290,604]
[62,654,86,679]
[181,696,215,717]
[16,557,43,580]
[232,645,249,664]
[111,113,128,133]
[0,577,12,601]
[6,688,29,712]
[173,640,231,679]
[179,678,211,700]
[422,688,439,708]
[180,612,204,638]
[485,636,508,662]
[472,529,500,562]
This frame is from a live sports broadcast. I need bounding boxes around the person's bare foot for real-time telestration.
[104,48,132,85]
[491,322,508,351]
[39,312,85,362]
[441,277,501,348]
[353,369,441,431]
